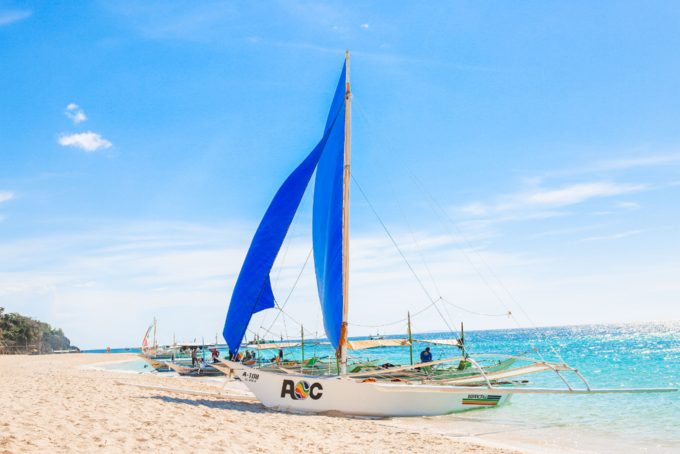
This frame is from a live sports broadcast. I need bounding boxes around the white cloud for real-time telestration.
[74,282,96,288]
[615,201,640,210]
[460,202,487,216]
[0,191,13,203]
[1,218,678,349]
[0,10,31,26]
[64,104,87,124]
[106,1,238,42]
[462,182,645,216]
[529,223,611,238]
[580,230,643,242]
[597,153,680,171]
[592,201,641,216]
[58,131,112,152]
[523,183,644,207]
[361,24,369,29]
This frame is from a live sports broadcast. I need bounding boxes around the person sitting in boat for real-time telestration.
[278,348,283,361]
[211,349,220,363]
[420,347,433,363]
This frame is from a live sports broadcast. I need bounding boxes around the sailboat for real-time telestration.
[138,319,195,372]
[220,52,676,417]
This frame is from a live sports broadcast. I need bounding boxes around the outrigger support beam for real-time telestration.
[574,370,593,392]
[465,358,493,390]
[340,353,676,394]
[543,362,573,391]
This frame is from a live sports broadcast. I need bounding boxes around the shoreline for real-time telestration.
[0,353,540,454]
[97,357,631,454]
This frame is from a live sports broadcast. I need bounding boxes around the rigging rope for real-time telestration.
[356,104,442,298]
[264,245,314,336]
[353,96,566,363]
[259,175,313,336]
[348,299,440,328]
[350,174,458,338]
[272,179,312,290]
[439,298,509,317]
[350,174,435,302]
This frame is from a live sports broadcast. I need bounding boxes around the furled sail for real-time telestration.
[313,63,347,350]
[223,62,347,354]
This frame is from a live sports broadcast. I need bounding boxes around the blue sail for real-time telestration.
[222,61,345,353]
[223,60,347,354]
[223,140,323,354]
[313,63,347,350]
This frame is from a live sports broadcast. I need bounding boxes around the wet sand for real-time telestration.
[0,354,534,453]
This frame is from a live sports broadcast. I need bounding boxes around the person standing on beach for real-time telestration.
[191,347,197,367]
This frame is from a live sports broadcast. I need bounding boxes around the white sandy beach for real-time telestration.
[0,354,538,454]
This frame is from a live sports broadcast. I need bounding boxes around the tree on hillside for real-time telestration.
[0,307,70,353]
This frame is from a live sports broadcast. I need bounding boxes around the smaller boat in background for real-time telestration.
[165,361,226,377]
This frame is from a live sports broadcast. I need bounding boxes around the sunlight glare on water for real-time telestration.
[385,321,680,454]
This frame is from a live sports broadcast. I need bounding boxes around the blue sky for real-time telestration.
[1,1,679,349]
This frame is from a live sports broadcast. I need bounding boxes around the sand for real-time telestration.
[0,354,532,454]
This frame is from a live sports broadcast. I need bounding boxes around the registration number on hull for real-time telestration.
[462,394,502,406]
[242,372,259,383]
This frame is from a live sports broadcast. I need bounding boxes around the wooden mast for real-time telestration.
[339,50,351,375]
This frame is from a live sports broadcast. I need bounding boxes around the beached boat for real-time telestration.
[219,52,676,416]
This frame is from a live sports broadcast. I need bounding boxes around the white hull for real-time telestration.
[224,361,512,417]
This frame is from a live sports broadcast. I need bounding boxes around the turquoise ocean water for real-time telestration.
[384,320,680,454]
[94,321,679,453]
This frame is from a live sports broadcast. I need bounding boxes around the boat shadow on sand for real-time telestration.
[139,395,267,413]
[138,395,380,419]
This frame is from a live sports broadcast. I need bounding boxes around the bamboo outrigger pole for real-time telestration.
[339,50,351,375]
